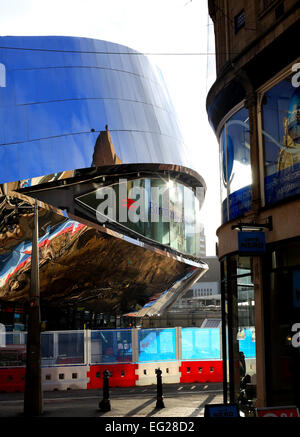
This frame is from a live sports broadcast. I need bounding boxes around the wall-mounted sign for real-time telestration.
[238,231,266,253]
[204,403,239,418]
[256,406,299,417]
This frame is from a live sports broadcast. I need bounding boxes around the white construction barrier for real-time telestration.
[135,361,180,386]
[42,365,90,391]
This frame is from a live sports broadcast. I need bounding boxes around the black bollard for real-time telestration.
[99,369,111,412]
[155,368,165,409]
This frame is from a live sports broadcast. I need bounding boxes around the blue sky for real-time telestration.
[0,0,220,255]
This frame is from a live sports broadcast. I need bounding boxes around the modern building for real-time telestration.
[0,36,208,332]
[207,0,300,410]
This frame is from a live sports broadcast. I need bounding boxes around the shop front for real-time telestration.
[212,63,300,411]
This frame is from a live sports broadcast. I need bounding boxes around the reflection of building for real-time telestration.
[0,36,207,331]
[207,0,300,410]
[143,256,221,328]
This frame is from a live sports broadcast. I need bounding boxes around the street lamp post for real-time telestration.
[24,200,43,416]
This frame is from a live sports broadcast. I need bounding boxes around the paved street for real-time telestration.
[0,382,223,418]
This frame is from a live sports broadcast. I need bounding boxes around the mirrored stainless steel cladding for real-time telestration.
[0,36,207,315]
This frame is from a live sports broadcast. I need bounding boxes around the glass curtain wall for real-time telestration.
[76,177,203,257]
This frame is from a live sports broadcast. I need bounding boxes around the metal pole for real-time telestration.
[99,369,111,411]
[24,200,43,416]
[155,368,165,409]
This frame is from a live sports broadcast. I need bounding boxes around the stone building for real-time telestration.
[207,0,300,409]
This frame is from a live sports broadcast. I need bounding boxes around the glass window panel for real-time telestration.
[150,178,170,246]
[76,176,204,257]
[262,76,300,205]
[220,107,252,223]
[184,186,196,256]
[170,181,184,253]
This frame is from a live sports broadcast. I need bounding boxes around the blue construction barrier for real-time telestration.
[181,328,221,360]
[138,328,176,362]
[0,326,256,367]
[91,329,132,363]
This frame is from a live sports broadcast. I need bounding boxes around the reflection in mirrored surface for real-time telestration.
[0,36,191,185]
[0,191,207,316]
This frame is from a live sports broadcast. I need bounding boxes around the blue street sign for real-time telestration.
[238,231,266,253]
[204,404,239,418]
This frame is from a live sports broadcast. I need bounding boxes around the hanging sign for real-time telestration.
[238,231,266,253]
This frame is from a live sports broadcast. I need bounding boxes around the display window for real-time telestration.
[221,255,256,411]
[261,74,300,205]
[219,107,252,223]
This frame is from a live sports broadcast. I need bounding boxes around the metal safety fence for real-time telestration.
[0,326,257,367]
[0,327,221,367]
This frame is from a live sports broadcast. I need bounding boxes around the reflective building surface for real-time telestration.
[0,36,190,185]
[0,36,207,322]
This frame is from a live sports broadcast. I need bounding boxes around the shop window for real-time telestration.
[261,74,300,206]
[266,243,300,406]
[221,255,256,408]
[219,107,251,223]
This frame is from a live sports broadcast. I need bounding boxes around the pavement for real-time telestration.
[0,382,223,418]
[1,384,291,432]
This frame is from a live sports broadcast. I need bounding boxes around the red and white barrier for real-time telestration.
[179,360,223,383]
[0,367,25,392]
[42,365,89,391]
[87,363,138,389]
[0,360,224,392]
[135,361,180,385]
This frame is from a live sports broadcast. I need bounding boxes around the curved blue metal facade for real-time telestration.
[0,36,190,184]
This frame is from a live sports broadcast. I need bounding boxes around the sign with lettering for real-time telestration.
[256,406,300,417]
[204,404,239,418]
[238,231,266,253]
